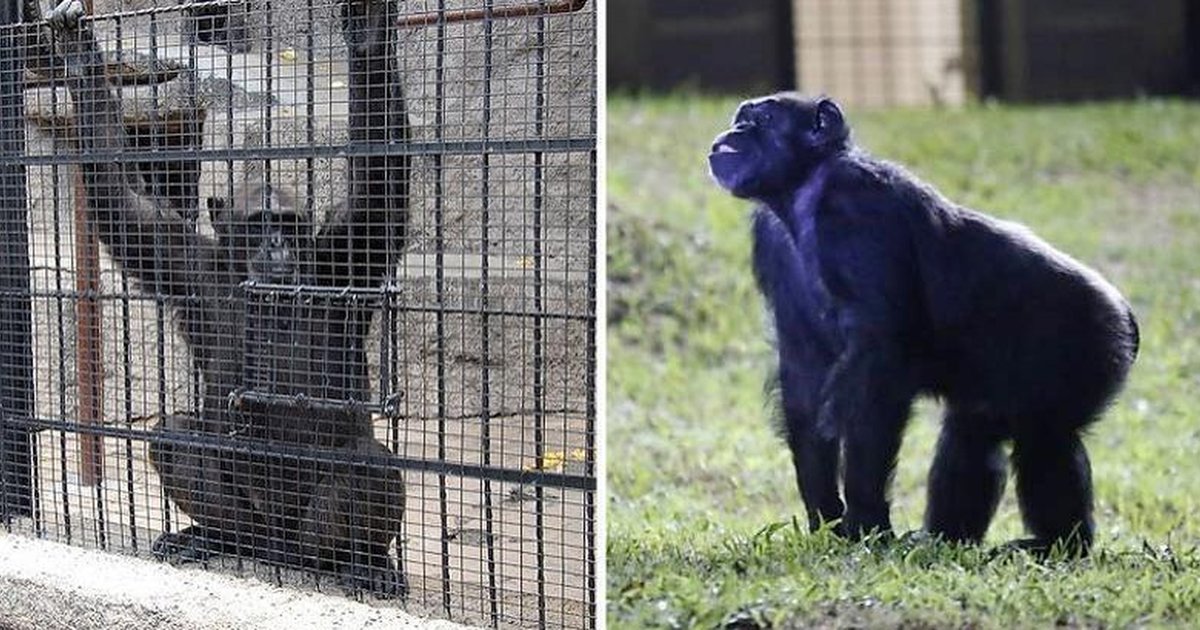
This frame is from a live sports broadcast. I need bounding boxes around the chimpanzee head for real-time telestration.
[193,3,253,53]
[708,93,850,200]
[210,184,311,284]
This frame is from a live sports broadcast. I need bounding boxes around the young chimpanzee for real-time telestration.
[36,0,409,595]
[709,94,1138,556]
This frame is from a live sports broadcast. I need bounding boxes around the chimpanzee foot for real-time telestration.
[991,537,1089,561]
[833,517,894,543]
[339,562,408,600]
[259,536,303,568]
[151,526,264,562]
[152,526,219,563]
[898,529,938,545]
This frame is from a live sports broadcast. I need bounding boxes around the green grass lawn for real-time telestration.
[607,96,1200,629]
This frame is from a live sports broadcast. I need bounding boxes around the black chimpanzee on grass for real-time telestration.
[36,0,409,595]
[708,94,1139,556]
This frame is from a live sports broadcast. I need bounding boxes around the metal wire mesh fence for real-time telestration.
[0,0,596,627]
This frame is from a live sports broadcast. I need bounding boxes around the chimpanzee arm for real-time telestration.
[45,0,218,299]
[317,0,411,287]
[812,186,924,536]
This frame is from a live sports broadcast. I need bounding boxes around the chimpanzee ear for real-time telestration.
[813,98,846,144]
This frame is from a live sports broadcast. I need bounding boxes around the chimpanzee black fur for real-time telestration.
[36,0,409,595]
[709,93,1138,556]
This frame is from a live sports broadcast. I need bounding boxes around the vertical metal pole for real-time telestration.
[532,4,549,624]
[584,5,598,626]
[479,2,500,626]
[47,43,70,541]
[146,6,173,546]
[108,11,137,553]
[0,0,35,519]
[533,7,548,628]
[434,0,452,615]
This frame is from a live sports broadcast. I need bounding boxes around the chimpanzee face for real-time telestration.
[708,94,849,200]
[210,185,311,284]
[242,211,308,284]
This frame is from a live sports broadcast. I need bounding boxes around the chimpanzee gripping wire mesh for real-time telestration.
[0,0,596,627]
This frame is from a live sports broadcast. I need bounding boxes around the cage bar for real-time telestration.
[0,0,596,627]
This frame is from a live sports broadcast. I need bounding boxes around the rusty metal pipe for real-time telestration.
[74,0,104,487]
[396,0,586,27]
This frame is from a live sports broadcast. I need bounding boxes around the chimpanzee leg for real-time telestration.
[840,409,909,539]
[924,410,1007,544]
[830,344,915,539]
[149,415,267,561]
[778,362,843,531]
[301,436,407,599]
[1012,431,1094,556]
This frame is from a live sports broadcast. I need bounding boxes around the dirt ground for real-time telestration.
[7,1,596,628]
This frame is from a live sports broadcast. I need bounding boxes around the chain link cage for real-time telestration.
[0,0,596,627]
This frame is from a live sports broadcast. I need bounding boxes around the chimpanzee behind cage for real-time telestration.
[0,0,596,627]
[30,0,412,596]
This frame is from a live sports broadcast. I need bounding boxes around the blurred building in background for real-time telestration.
[608,1,795,94]
[608,0,1200,107]
[793,0,966,106]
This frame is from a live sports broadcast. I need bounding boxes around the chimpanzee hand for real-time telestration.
[39,0,99,72]
[339,0,396,56]
[43,0,84,32]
